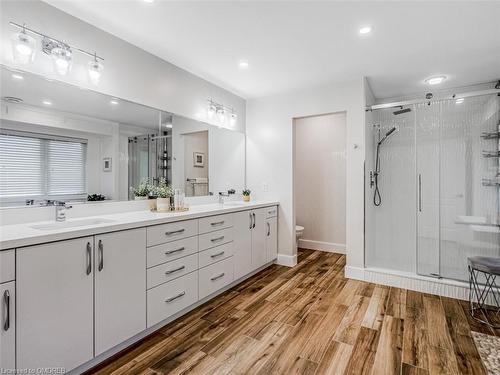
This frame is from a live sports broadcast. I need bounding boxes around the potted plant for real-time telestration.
[131,179,150,200]
[154,178,173,212]
[242,189,251,202]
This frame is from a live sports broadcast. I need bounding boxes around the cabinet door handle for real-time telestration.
[86,242,92,275]
[210,251,225,258]
[267,222,271,236]
[98,240,104,272]
[3,290,10,331]
[252,213,256,229]
[211,273,225,281]
[165,247,185,255]
[418,174,422,213]
[165,229,185,236]
[211,236,225,242]
[165,265,185,275]
[249,212,253,229]
[211,221,225,226]
[268,210,275,215]
[165,291,186,303]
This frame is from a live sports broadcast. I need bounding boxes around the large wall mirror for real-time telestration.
[0,65,245,208]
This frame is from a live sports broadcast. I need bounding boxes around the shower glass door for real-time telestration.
[416,94,500,281]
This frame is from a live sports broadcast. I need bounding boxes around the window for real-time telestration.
[0,130,87,204]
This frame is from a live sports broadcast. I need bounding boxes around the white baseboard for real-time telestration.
[345,266,470,301]
[298,239,346,254]
[276,253,298,267]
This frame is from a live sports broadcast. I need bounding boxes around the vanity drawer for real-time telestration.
[199,257,234,300]
[199,242,234,269]
[147,253,198,289]
[266,206,278,218]
[147,271,198,328]
[0,250,15,284]
[147,236,198,268]
[198,214,234,234]
[147,219,198,247]
[199,228,233,251]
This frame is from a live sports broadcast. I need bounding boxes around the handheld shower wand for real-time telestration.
[373,126,397,206]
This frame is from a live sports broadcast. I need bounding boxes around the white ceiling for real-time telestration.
[44,1,500,99]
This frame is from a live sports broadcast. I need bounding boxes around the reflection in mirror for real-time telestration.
[0,65,245,208]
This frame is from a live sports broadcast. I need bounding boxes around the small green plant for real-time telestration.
[131,179,150,197]
[154,178,173,199]
[242,189,251,196]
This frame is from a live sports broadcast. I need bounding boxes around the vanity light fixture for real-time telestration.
[425,75,447,85]
[88,53,104,85]
[9,21,104,83]
[11,25,36,64]
[216,107,226,123]
[42,100,52,106]
[207,101,217,119]
[229,112,237,127]
[207,99,236,126]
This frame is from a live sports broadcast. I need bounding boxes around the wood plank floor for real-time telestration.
[87,249,497,375]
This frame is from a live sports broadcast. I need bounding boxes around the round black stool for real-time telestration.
[468,256,500,328]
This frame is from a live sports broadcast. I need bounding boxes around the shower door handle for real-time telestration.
[418,174,422,212]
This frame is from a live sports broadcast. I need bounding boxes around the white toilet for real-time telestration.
[296,225,304,247]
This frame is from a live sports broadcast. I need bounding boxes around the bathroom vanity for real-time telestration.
[0,201,278,372]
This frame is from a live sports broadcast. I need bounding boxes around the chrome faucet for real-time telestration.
[218,189,236,204]
[54,201,73,222]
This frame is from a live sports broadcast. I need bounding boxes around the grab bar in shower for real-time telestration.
[482,151,500,158]
[481,131,500,140]
[482,178,500,187]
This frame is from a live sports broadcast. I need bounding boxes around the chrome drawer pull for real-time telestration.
[211,221,225,226]
[165,291,186,303]
[165,229,185,236]
[268,210,275,215]
[98,240,104,272]
[3,290,10,331]
[165,247,185,255]
[86,242,92,275]
[210,251,225,258]
[211,236,225,242]
[211,273,225,281]
[165,265,186,275]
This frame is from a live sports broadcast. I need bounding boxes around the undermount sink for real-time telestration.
[30,218,116,231]
[223,201,249,207]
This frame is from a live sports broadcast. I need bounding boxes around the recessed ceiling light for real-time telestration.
[42,100,52,106]
[425,75,447,85]
[455,98,464,104]
[359,26,372,35]
[110,99,119,105]
[238,60,249,69]
[12,73,24,80]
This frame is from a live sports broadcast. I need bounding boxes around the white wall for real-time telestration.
[246,79,366,267]
[0,0,245,132]
[294,112,346,250]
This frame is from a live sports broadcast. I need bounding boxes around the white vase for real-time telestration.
[156,197,170,212]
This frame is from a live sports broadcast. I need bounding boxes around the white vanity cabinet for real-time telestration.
[94,229,146,355]
[266,216,278,262]
[233,206,277,278]
[17,237,94,371]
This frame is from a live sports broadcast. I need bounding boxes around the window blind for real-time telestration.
[0,131,87,201]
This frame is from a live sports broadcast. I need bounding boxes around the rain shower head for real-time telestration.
[393,107,412,115]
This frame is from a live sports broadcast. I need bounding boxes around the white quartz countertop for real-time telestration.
[0,201,279,250]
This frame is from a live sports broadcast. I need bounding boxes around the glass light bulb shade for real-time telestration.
[217,108,226,123]
[51,47,72,76]
[207,103,216,118]
[229,112,237,126]
[88,59,104,85]
[11,31,36,64]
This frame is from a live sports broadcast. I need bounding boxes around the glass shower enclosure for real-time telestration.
[366,91,500,282]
